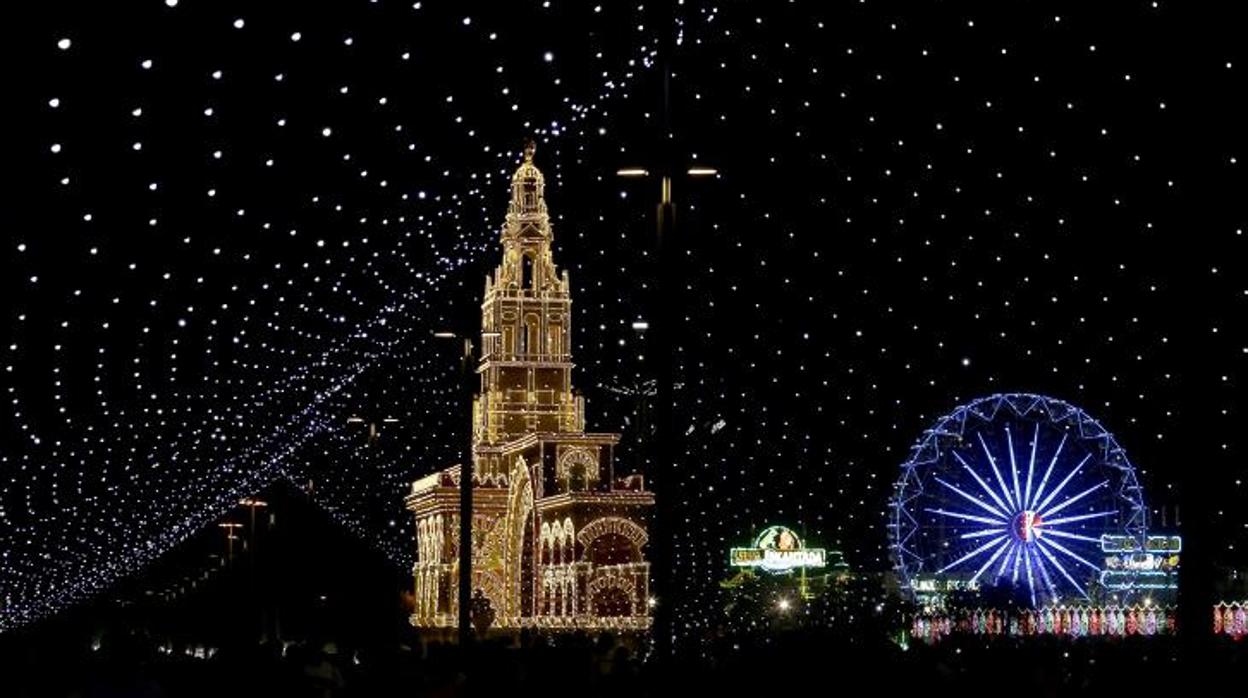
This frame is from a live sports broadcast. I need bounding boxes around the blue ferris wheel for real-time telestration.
[890,394,1148,607]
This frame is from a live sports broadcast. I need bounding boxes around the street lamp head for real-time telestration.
[481,331,502,339]
[432,331,457,339]
[687,166,718,176]
[616,167,650,177]
[631,320,650,332]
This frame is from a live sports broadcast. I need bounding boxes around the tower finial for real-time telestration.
[523,139,536,164]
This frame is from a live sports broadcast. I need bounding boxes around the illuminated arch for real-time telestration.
[557,447,599,489]
[577,516,648,553]
[588,574,636,617]
[501,456,535,618]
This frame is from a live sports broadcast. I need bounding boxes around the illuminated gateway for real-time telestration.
[406,143,654,632]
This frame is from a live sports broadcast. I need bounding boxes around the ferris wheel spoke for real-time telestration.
[1023,547,1037,607]
[938,535,1008,574]
[1043,510,1117,527]
[1033,453,1092,514]
[1037,536,1101,573]
[1038,480,1108,520]
[960,527,1007,539]
[996,541,1017,580]
[977,432,1017,511]
[1032,548,1061,602]
[924,507,1005,527]
[969,537,1014,585]
[953,451,1012,515]
[934,476,1009,520]
[1039,528,1101,544]
[1011,543,1022,583]
[1035,539,1090,600]
[1027,432,1067,510]
[1023,423,1039,511]
[1006,425,1023,516]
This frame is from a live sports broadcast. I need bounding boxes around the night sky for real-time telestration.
[2,1,1245,638]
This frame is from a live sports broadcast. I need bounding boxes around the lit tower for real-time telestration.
[474,140,581,446]
[407,142,655,634]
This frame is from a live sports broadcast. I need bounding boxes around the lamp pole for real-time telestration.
[456,336,474,649]
[616,164,716,657]
[435,330,499,649]
[218,522,242,566]
[239,497,268,641]
[615,1,721,653]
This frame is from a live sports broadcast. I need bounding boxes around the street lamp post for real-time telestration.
[218,522,242,566]
[239,497,268,641]
[434,329,499,649]
[616,164,716,656]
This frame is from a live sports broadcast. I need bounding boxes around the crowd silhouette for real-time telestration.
[5,622,1246,697]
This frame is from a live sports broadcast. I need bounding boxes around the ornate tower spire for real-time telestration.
[508,139,548,221]
[475,141,575,445]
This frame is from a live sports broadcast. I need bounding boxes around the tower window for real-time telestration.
[521,253,534,290]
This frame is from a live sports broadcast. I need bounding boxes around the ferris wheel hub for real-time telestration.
[1013,510,1044,543]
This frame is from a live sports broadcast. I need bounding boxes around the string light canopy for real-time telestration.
[4,2,1244,642]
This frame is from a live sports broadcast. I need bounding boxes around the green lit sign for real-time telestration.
[730,525,827,573]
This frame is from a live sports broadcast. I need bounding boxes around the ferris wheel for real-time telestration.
[890,394,1148,607]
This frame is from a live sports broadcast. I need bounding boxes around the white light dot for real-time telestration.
[543,51,554,62]
[57,38,72,50]
[48,98,61,108]
[233,18,245,29]
[165,0,178,7]
[141,59,153,70]
[322,127,332,137]
[462,16,471,25]
[291,32,302,42]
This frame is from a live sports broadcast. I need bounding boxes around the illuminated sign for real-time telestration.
[1103,553,1180,572]
[1145,535,1183,553]
[912,577,980,593]
[730,525,827,573]
[1100,534,1181,592]
[1101,534,1183,554]
[1100,569,1178,590]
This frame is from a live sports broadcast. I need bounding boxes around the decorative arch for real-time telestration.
[577,516,648,552]
[588,575,636,617]
[557,447,599,490]
[522,314,540,357]
[561,517,576,561]
[501,456,535,618]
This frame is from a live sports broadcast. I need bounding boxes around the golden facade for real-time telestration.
[406,143,654,632]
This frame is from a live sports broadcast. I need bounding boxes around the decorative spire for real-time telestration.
[509,138,546,218]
